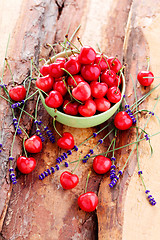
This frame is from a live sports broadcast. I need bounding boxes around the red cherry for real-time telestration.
[40,64,50,76]
[72,82,91,101]
[53,80,67,96]
[81,64,101,81]
[78,46,96,64]
[24,135,42,153]
[106,86,121,103]
[55,57,66,64]
[78,192,98,212]
[67,75,84,88]
[107,57,122,73]
[17,156,36,174]
[49,61,64,78]
[137,71,154,86]
[45,90,63,108]
[100,69,116,87]
[60,171,79,189]
[9,86,26,102]
[94,98,111,112]
[93,155,112,174]
[36,75,54,92]
[78,99,96,117]
[90,81,108,98]
[57,132,74,150]
[64,55,81,75]
[94,54,108,71]
[114,111,132,130]
[63,100,79,116]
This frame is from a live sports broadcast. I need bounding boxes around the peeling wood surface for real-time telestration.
[0,0,160,239]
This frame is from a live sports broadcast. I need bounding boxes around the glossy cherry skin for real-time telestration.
[63,100,79,116]
[106,86,121,103]
[94,98,111,112]
[45,90,63,108]
[90,81,108,98]
[93,155,112,174]
[137,71,154,86]
[81,64,101,81]
[24,135,42,153]
[78,99,96,117]
[49,61,64,78]
[94,54,108,71]
[53,80,67,96]
[114,111,133,130]
[55,57,66,64]
[9,86,26,102]
[78,192,98,212]
[57,132,74,150]
[64,55,81,75]
[72,82,91,101]
[101,69,116,87]
[67,75,84,88]
[78,46,96,64]
[60,171,79,189]
[40,64,50,76]
[107,57,122,73]
[17,156,36,174]
[36,75,54,92]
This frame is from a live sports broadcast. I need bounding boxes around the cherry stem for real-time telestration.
[147,57,150,71]
[72,155,81,174]
[77,36,83,46]
[5,58,15,86]
[39,58,47,64]
[65,36,80,52]
[23,138,28,158]
[46,43,57,61]
[105,138,115,157]
[85,170,92,193]
[32,61,44,77]
[111,56,117,66]
[61,68,78,86]
[69,24,81,42]
[37,88,49,97]
[63,100,72,110]
[53,117,62,138]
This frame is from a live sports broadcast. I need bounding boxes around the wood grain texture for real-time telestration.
[0,0,160,239]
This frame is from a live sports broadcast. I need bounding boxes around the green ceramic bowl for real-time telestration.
[40,51,125,128]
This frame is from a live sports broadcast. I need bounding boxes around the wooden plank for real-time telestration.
[1,0,160,239]
[97,0,160,240]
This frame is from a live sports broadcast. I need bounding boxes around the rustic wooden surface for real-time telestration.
[0,0,160,239]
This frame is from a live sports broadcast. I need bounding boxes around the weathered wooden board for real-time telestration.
[0,0,160,239]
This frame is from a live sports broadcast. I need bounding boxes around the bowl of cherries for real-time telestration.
[38,46,125,128]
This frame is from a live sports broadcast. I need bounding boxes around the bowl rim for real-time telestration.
[40,50,125,121]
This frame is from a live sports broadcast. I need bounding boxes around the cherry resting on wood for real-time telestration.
[60,171,79,189]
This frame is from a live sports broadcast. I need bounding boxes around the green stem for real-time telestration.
[53,117,62,137]
[85,170,91,193]
[5,59,15,86]
[72,155,81,174]
[23,138,28,158]
[67,131,160,165]
[105,138,115,157]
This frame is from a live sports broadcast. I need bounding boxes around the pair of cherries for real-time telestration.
[17,132,75,174]
[60,155,112,212]
[37,45,123,117]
